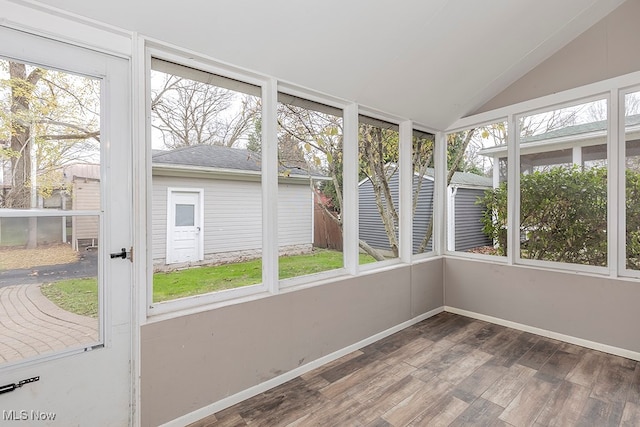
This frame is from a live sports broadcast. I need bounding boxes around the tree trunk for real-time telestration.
[7,62,43,248]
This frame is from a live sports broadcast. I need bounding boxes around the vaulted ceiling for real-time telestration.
[31,0,627,130]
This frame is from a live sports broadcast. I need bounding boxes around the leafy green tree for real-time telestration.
[1,61,100,209]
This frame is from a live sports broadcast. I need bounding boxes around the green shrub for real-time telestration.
[480,166,621,266]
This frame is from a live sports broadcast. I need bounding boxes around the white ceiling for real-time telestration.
[28,0,626,130]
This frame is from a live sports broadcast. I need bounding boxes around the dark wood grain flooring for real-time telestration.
[189,312,640,427]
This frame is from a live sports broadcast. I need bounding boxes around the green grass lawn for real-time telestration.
[41,249,375,316]
[40,278,99,318]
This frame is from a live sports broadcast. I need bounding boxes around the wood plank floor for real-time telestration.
[189,312,640,427]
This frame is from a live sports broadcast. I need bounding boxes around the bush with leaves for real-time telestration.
[480,166,614,266]
[626,169,640,269]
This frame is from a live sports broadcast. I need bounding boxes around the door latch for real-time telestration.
[110,247,133,262]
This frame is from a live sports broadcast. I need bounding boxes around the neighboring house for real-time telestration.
[358,166,492,255]
[479,114,640,186]
[151,144,319,269]
[445,172,493,252]
[0,162,100,249]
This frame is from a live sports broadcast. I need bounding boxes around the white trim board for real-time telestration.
[159,306,445,427]
[445,306,640,362]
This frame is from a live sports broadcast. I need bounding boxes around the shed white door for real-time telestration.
[167,189,204,264]
[0,28,132,424]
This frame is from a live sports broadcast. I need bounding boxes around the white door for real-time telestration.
[167,189,203,264]
[0,28,133,425]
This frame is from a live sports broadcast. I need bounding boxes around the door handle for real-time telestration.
[110,248,127,259]
[110,247,133,262]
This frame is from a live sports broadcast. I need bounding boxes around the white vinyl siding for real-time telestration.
[277,183,312,247]
[152,174,311,264]
[71,178,100,249]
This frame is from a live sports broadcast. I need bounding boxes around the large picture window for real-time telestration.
[150,58,263,303]
[625,90,640,271]
[518,99,608,267]
[412,129,436,255]
[358,115,399,265]
[446,122,508,256]
[276,93,344,281]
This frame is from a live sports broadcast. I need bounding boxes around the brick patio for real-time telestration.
[0,283,98,364]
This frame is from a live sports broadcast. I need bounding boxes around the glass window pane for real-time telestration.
[0,57,102,365]
[412,129,435,255]
[358,116,399,264]
[277,94,344,281]
[0,215,100,364]
[175,204,194,226]
[150,59,262,302]
[625,90,640,270]
[519,99,607,266]
[447,122,508,256]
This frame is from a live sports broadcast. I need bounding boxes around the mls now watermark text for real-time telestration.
[3,410,56,421]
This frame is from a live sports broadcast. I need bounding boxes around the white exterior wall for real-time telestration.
[71,179,100,249]
[152,174,312,266]
[277,182,313,250]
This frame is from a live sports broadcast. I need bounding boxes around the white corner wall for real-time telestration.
[444,258,640,358]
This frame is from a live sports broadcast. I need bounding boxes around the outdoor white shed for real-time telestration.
[151,144,315,268]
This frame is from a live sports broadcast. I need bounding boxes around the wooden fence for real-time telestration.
[313,203,343,251]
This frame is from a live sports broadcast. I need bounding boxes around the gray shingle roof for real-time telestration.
[419,167,492,188]
[519,114,640,144]
[152,145,262,172]
[450,171,492,187]
[152,144,319,177]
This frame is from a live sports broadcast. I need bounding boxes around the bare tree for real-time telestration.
[150,72,259,149]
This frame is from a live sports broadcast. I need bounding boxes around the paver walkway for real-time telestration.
[0,282,98,364]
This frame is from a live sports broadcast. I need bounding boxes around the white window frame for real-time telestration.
[513,94,610,276]
[356,107,406,272]
[620,84,640,279]
[448,68,640,279]
[145,42,272,317]
[443,118,510,263]
[141,39,445,319]
[410,124,440,261]
[276,84,352,290]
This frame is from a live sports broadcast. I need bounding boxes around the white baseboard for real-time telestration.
[445,306,640,362]
[160,306,444,427]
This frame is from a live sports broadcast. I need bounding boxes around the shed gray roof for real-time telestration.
[420,167,492,187]
[152,144,316,177]
[450,171,492,187]
[358,166,491,188]
[153,145,262,171]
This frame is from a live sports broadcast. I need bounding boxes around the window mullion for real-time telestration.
[343,103,359,275]
[399,120,413,263]
[434,132,446,255]
[613,88,624,276]
[262,78,279,293]
[507,113,518,265]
